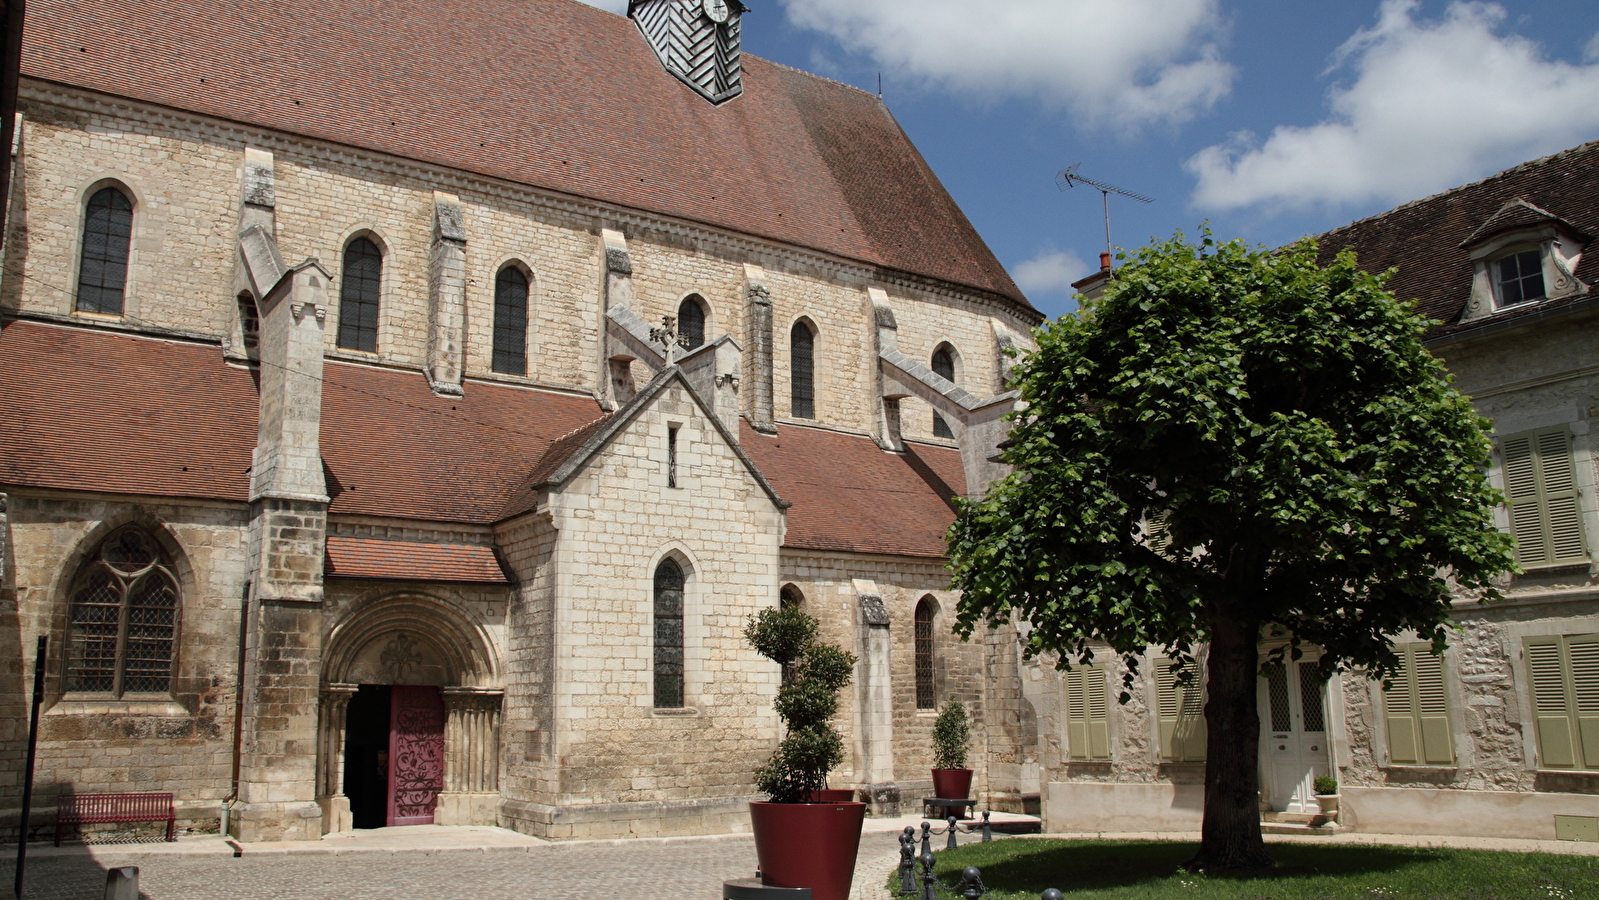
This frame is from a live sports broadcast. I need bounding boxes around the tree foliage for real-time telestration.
[932,699,971,770]
[952,231,1512,677]
[746,607,857,802]
[947,231,1516,868]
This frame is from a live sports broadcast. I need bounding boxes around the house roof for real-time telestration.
[1315,140,1599,335]
[740,423,966,559]
[22,0,1032,314]
[324,536,510,584]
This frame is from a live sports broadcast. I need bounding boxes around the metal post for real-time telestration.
[920,820,931,859]
[920,850,937,900]
[960,867,984,900]
[13,635,46,899]
[898,827,917,895]
[946,815,958,850]
[103,867,139,900]
[981,810,992,842]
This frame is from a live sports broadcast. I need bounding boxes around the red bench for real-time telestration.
[55,792,176,846]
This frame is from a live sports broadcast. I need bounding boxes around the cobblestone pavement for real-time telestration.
[17,828,911,900]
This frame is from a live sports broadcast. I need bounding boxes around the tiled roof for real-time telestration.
[1315,140,1599,333]
[741,423,965,559]
[325,536,510,584]
[22,0,1031,313]
[319,362,604,524]
[499,415,614,520]
[0,320,258,502]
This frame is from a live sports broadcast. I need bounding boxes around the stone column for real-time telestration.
[866,290,903,451]
[426,191,468,397]
[854,579,899,816]
[742,264,775,433]
[598,229,636,412]
[315,683,358,834]
[435,687,504,826]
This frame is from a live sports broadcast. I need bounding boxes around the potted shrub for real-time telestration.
[931,698,973,802]
[744,607,864,900]
[1313,775,1340,822]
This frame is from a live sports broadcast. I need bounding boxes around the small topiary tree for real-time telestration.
[745,606,857,802]
[932,698,970,770]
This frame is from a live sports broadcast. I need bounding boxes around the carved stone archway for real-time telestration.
[316,594,504,832]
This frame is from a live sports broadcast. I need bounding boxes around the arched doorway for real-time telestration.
[317,595,502,832]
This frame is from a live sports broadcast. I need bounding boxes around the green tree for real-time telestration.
[948,232,1515,870]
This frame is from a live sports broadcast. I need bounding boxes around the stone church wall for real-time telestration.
[0,491,250,832]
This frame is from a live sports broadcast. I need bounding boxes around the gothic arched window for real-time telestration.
[931,345,956,439]
[65,526,180,695]
[915,597,936,709]
[77,186,134,316]
[791,320,815,419]
[779,584,805,685]
[677,295,707,350]
[338,236,383,352]
[653,558,685,708]
[493,265,530,375]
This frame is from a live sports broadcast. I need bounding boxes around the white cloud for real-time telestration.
[1012,250,1091,297]
[779,0,1234,131]
[575,0,629,13]
[1188,1,1599,213]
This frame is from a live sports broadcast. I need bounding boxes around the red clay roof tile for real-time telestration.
[22,0,1031,313]
[324,535,510,583]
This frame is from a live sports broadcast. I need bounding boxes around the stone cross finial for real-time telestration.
[649,316,679,364]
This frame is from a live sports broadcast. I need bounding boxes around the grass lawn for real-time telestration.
[887,838,1598,900]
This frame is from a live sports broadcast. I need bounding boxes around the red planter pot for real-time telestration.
[931,768,973,800]
[809,789,856,802]
[749,800,866,900]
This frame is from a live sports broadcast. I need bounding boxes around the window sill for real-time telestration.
[652,707,700,717]
[1378,764,1459,773]
[48,697,188,717]
[1515,561,1592,575]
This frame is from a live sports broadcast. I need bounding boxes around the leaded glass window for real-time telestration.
[791,321,815,419]
[931,345,955,439]
[654,558,685,708]
[338,237,383,352]
[1495,249,1546,307]
[915,598,936,709]
[76,187,133,315]
[66,526,180,695]
[493,266,529,375]
[677,296,706,350]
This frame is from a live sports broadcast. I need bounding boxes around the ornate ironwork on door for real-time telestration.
[387,686,446,825]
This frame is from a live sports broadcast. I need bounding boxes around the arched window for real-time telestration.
[65,526,180,695]
[338,236,383,352]
[790,320,815,419]
[677,295,707,350]
[493,265,529,375]
[931,345,956,439]
[76,186,134,315]
[653,558,685,708]
[915,597,936,709]
[779,584,804,685]
[236,293,260,356]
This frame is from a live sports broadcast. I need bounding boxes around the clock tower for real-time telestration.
[628,0,748,104]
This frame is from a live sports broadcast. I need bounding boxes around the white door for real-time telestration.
[1260,657,1331,814]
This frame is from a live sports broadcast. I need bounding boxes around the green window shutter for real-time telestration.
[1526,637,1577,769]
[1413,649,1455,765]
[1383,647,1421,764]
[1066,664,1111,761]
[1146,510,1171,555]
[1503,429,1588,567]
[1155,658,1205,762]
[1569,636,1599,770]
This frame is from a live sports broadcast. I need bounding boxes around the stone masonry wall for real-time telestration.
[0,491,250,832]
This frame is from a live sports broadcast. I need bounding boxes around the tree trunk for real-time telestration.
[1187,617,1273,871]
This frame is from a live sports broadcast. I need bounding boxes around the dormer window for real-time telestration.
[1494,248,1545,308]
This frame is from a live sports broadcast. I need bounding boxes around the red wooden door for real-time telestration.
[386,685,446,826]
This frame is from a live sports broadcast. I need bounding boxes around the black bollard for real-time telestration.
[981,810,992,842]
[899,827,918,895]
[920,820,932,859]
[1041,890,1064,900]
[920,850,937,900]
[946,815,959,850]
[961,866,985,900]
[104,867,139,900]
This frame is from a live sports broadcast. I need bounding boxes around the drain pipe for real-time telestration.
[223,579,251,837]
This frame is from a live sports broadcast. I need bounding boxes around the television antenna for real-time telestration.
[1056,164,1153,270]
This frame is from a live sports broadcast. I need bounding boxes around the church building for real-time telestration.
[0,0,1043,840]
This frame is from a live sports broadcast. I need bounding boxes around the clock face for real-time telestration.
[703,0,730,24]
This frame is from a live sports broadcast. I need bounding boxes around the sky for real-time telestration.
[581,1,1599,320]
